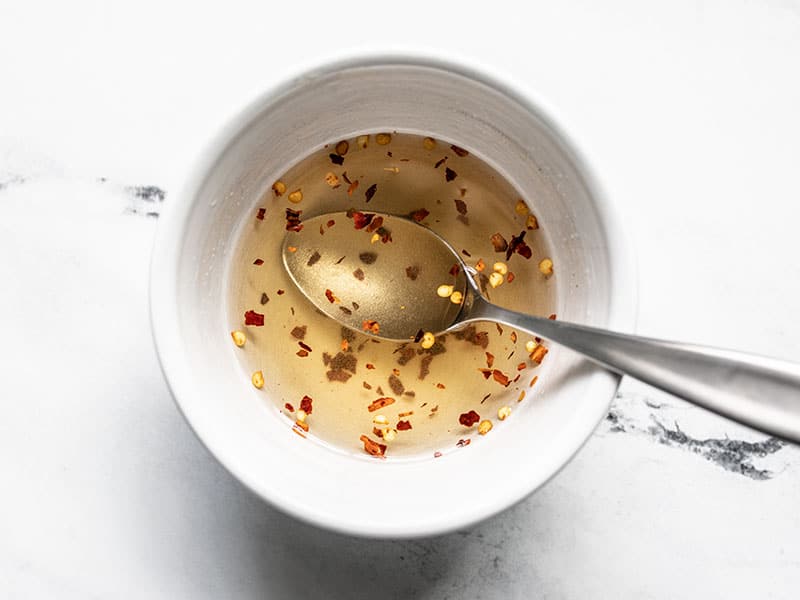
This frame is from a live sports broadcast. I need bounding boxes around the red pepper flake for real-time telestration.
[492,369,511,386]
[397,420,412,431]
[244,310,265,326]
[326,219,336,229]
[260,292,269,305]
[362,381,371,390]
[329,153,344,165]
[359,252,377,265]
[456,438,471,447]
[436,383,445,389]
[549,313,557,320]
[434,156,448,169]
[445,167,457,182]
[295,420,309,432]
[434,451,443,458]
[366,363,376,370]
[495,323,503,335]
[478,368,492,380]
[284,402,295,412]
[362,320,380,334]
[461,248,472,257]
[365,215,383,233]
[256,207,266,220]
[454,198,468,215]
[299,395,313,414]
[325,289,337,303]
[253,258,264,266]
[490,233,508,252]
[506,230,532,260]
[449,263,460,277]
[285,208,303,232]
[399,411,414,417]
[507,272,516,283]
[350,210,375,230]
[481,392,491,404]
[372,427,385,438]
[510,331,517,343]
[277,289,285,295]
[413,329,424,343]
[339,306,352,316]
[530,344,549,364]
[410,208,430,222]
[367,397,395,412]
[513,373,521,383]
[459,410,480,427]
[290,325,306,339]
[485,352,495,368]
[360,435,387,457]
[365,183,377,202]
[530,375,539,387]
[347,180,359,195]
[298,341,312,352]
[405,265,420,280]
[296,349,309,357]
[353,268,365,281]
[450,144,469,157]
[517,362,527,371]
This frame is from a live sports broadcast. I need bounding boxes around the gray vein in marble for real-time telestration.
[605,391,787,480]
[0,174,26,190]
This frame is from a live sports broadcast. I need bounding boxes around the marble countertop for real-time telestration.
[2,1,799,598]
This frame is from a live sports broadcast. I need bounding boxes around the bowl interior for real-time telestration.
[151,59,633,537]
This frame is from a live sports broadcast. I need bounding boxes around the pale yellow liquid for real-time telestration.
[227,133,555,459]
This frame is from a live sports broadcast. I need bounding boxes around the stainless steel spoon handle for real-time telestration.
[465,297,800,443]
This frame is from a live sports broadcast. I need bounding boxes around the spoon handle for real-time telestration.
[467,300,800,443]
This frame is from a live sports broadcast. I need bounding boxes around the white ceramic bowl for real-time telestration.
[150,54,636,538]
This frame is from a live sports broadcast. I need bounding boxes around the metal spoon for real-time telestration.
[283,211,800,442]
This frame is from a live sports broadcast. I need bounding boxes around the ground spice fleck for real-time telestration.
[405,265,420,280]
[353,268,365,281]
[307,251,321,267]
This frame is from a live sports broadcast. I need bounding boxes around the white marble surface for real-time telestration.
[2,1,800,597]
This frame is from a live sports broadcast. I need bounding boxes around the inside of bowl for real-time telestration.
[167,60,629,536]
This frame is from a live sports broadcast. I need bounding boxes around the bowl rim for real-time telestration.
[149,49,639,538]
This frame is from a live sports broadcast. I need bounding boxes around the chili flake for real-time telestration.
[410,208,430,222]
[506,231,532,260]
[368,397,395,412]
[423,137,436,150]
[530,375,539,388]
[478,419,493,435]
[244,310,265,326]
[405,265,420,280]
[485,352,494,368]
[295,419,309,432]
[296,349,309,357]
[260,292,269,305]
[329,153,344,166]
[299,395,313,414]
[285,402,295,412]
[298,341,312,353]
[251,370,264,389]
[272,181,286,196]
[434,156,448,169]
[526,214,539,230]
[365,183,377,202]
[450,144,469,157]
[230,330,246,347]
[530,343,548,364]
[347,180,359,195]
[445,167,457,182]
[454,198,468,215]
[288,189,303,204]
[397,420,412,431]
[325,289,337,303]
[256,207,266,220]
[359,251,377,265]
[285,208,303,232]
[492,369,511,386]
[362,319,380,334]
[350,211,375,230]
[459,410,480,427]
[335,140,349,156]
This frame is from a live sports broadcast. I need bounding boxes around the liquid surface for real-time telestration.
[227,133,555,459]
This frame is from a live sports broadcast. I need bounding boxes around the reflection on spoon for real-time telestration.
[283,211,800,443]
